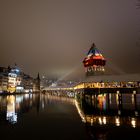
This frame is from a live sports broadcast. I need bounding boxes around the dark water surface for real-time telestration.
[0,94,88,140]
[77,93,140,140]
[0,93,140,140]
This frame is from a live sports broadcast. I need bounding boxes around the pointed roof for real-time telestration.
[87,43,103,57]
[37,72,40,80]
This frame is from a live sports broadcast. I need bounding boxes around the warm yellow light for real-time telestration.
[98,117,102,125]
[103,117,106,124]
[131,118,136,128]
[115,117,120,126]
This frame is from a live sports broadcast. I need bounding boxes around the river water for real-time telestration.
[0,93,140,140]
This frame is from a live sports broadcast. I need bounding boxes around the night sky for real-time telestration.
[0,0,140,79]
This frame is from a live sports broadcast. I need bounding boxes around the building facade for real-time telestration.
[0,67,9,93]
[0,65,40,94]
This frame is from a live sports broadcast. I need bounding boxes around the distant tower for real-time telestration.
[37,72,40,91]
[83,43,106,76]
[8,65,11,72]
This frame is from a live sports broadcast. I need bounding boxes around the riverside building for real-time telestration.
[0,65,40,94]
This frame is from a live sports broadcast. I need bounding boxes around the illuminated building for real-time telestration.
[6,65,24,93]
[7,72,17,93]
[0,67,9,93]
[13,65,24,93]
[7,65,24,93]
[0,65,40,93]
[83,43,106,76]
[23,74,33,93]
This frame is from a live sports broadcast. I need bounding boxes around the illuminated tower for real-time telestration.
[83,43,106,76]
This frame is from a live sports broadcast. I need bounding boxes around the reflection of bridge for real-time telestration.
[44,90,76,98]
[75,100,140,128]
[45,95,75,105]
[44,84,140,117]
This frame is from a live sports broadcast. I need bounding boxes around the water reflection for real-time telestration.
[75,94,140,128]
[0,94,75,124]
[75,100,86,123]
[97,94,106,110]
[115,117,120,126]
[131,118,136,128]
[0,92,140,140]
[76,92,140,140]
[6,96,17,124]
[0,93,34,124]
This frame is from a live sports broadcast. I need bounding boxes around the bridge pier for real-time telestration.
[106,93,110,110]
[117,91,122,115]
[132,90,138,116]
[93,94,97,108]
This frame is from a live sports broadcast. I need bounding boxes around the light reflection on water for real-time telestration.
[75,92,140,130]
[6,96,17,124]
[0,93,33,124]
[0,93,140,128]
[0,93,75,124]
[0,92,140,140]
[75,99,140,128]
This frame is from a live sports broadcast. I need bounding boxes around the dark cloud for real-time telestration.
[0,0,140,79]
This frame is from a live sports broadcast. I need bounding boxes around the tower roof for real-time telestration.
[37,72,40,80]
[87,43,103,57]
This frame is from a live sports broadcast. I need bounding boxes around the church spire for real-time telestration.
[35,72,40,92]
[37,72,40,80]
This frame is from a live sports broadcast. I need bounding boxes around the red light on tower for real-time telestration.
[83,43,106,76]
